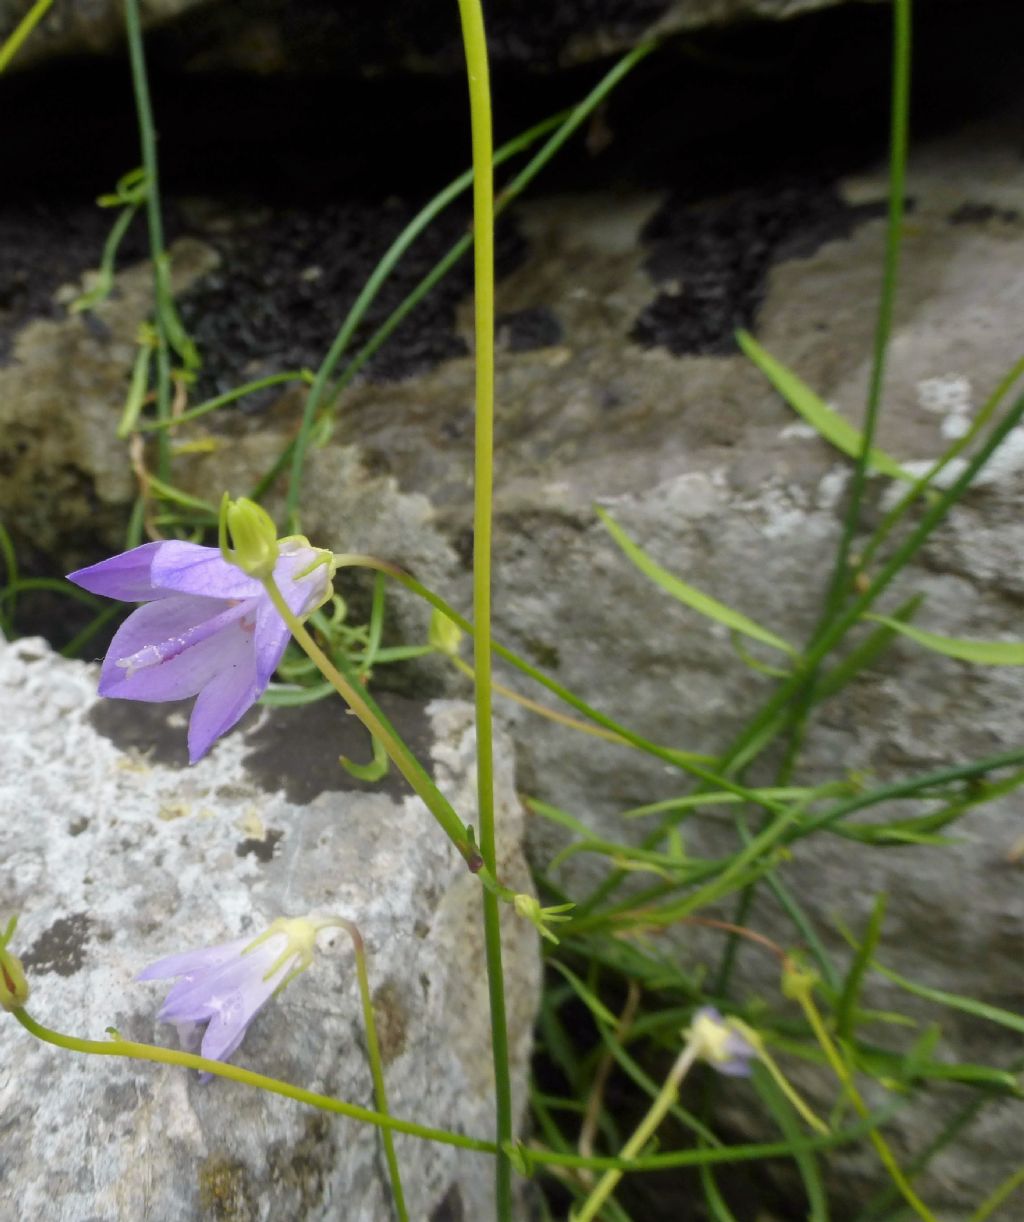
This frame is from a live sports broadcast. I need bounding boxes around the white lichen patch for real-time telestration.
[780,420,818,441]
[817,466,850,511]
[917,374,973,440]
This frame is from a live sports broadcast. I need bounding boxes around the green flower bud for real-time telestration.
[0,946,29,1012]
[428,609,464,657]
[219,494,280,580]
[513,894,575,945]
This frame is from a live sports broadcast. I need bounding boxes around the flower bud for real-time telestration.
[428,609,463,657]
[219,494,280,580]
[513,894,574,945]
[0,946,29,1012]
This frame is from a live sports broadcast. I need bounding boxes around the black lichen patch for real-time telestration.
[88,698,261,768]
[22,913,92,977]
[948,201,1020,226]
[496,305,564,352]
[0,201,150,364]
[430,1183,465,1222]
[198,1156,255,1222]
[242,692,437,805]
[177,202,525,404]
[631,180,887,356]
[235,827,284,864]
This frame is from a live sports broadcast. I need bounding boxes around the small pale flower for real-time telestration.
[685,1006,758,1077]
[67,536,334,762]
[137,916,335,1064]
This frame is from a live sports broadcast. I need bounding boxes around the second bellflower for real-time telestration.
[68,537,333,762]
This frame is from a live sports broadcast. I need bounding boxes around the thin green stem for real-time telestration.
[820,0,911,622]
[573,1039,701,1222]
[261,575,483,872]
[853,1056,1024,1221]
[969,1167,1024,1222]
[123,0,172,481]
[767,0,912,833]
[138,371,314,431]
[270,43,653,518]
[569,744,1024,936]
[318,42,653,420]
[12,1008,495,1151]
[790,980,936,1222]
[715,387,1024,781]
[519,1105,901,1173]
[0,521,18,635]
[0,0,53,72]
[333,551,712,773]
[860,352,1024,569]
[455,3,513,1218]
[70,201,141,314]
[340,920,408,1222]
[586,389,1024,924]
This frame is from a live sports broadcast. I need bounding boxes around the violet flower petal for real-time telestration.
[98,597,251,702]
[67,542,168,602]
[186,628,260,763]
[201,960,293,1063]
[252,599,292,688]
[68,536,335,760]
[273,544,332,615]
[155,944,275,1024]
[150,541,265,601]
[152,937,290,1064]
[136,937,253,983]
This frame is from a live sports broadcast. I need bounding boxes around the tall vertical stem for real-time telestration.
[819,0,912,620]
[455,1,513,1216]
[124,0,172,482]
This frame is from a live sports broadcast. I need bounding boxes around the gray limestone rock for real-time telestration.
[5,88,1024,1214]
[0,636,539,1221]
[0,236,219,561]
[173,114,1023,1213]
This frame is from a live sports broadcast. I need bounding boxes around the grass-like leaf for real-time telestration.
[866,615,1024,665]
[737,330,914,483]
[596,506,798,657]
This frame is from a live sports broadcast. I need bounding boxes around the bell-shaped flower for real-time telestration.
[685,1006,758,1077]
[137,916,338,1064]
[67,537,333,762]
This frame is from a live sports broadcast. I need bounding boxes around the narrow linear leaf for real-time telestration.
[753,1065,830,1222]
[866,615,1024,666]
[738,330,914,483]
[868,957,1024,1036]
[260,682,334,707]
[836,895,887,1039]
[596,506,798,657]
[816,594,924,701]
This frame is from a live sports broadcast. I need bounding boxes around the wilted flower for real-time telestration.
[67,537,333,762]
[685,1006,758,1077]
[137,916,337,1064]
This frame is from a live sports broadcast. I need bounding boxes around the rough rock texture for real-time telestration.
[170,114,1022,1214]
[0,235,218,559]
[0,636,539,1221]
[1,0,884,74]
[5,57,1024,1213]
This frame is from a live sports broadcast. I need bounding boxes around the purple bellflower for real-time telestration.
[137,916,336,1064]
[67,536,333,762]
[686,1006,759,1077]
